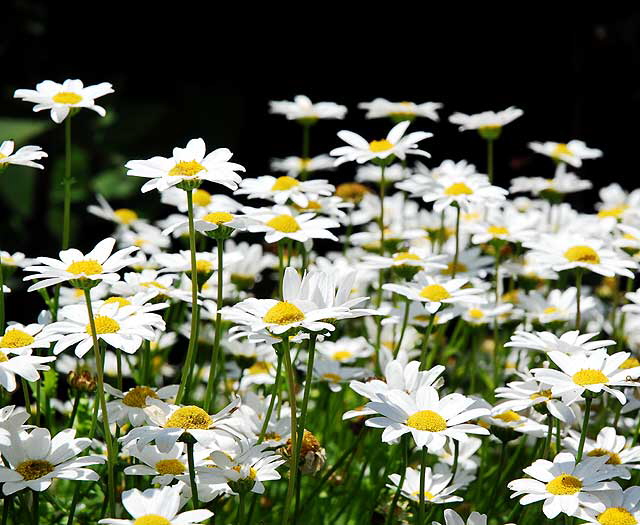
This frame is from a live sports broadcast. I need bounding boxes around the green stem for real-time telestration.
[296,334,317,457]
[386,436,408,525]
[633,411,640,447]
[555,416,562,454]
[176,190,200,404]
[379,164,386,256]
[452,204,461,278]
[257,352,284,444]
[0,263,5,333]
[450,440,460,482]
[237,491,246,524]
[142,340,151,386]
[543,412,553,459]
[186,439,199,509]
[418,446,427,525]
[281,338,298,525]
[394,298,410,357]
[421,312,438,369]
[575,268,583,329]
[278,241,285,299]
[576,395,592,462]
[1,496,10,525]
[62,116,72,249]
[204,238,224,412]
[33,491,39,525]
[487,138,494,183]
[300,124,311,182]
[68,389,81,428]
[21,378,32,416]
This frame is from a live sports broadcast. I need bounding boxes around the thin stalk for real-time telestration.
[543,412,553,459]
[555,417,562,454]
[386,436,408,525]
[450,440,460,482]
[257,352,283,444]
[394,298,410,357]
[33,491,39,525]
[142,340,151,386]
[68,389,82,428]
[278,241,285,299]
[281,338,298,525]
[487,138,494,183]
[204,238,224,412]
[452,204,461,278]
[176,189,200,404]
[186,439,199,509]
[21,379,32,416]
[300,124,311,181]
[576,395,593,461]
[62,116,72,249]
[418,446,427,525]
[0,263,5,332]
[1,496,11,525]
[237,492,246,524]
[379,164,386,256]
[421,312,438,369]
[575,268,583,329]
[486,441,507,511]
[115,348,123,391]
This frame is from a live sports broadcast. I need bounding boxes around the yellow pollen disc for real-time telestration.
[463,212,481,221]
[203,212,234,225]
[114,208,138,224]
[264,432,282,441]
[406,410,447,432]
[104,296,132,307]
[168,160,206,177]
[413,315,431,322]
[468,308,485,319]
[551,143,573,158]
[546,474,582,495]
[248,362,272,375]
[86,315,120,335]
[419,284,451,302]
[588,448,622,465]
[133,516,171,525]
[122,386,158,408]
[624,233,637,240]
[15,459,55,481]
[564,245,600,264]
[0,351,8,362]
[232,465,258,480]
[293,200,322,212]
[0,153,6,160]
[369,139,394,152]
[621,357,640,369]
[393,252,421,262]
[164,406,212,430]
[66,259,104,275]
[155,459,186,475]
[494,410,521,422]
[0,329,35,348]
[322,373,342,382]
[266,215,301,233]
[299,158,312,169]
[597,507,637,525]
[488,225,509,236]
[271,176,300,191]
[193,189,212,207]
[53,92,82,104]
[530,389,552,401]
[542,307,558,315]
[196,259,213,273]
[440,262,468,276]
[598,206,628,219]
[332,350,352,361]
[411,490,434,500]
[444,182,473,196]
[572,369,608,386]
[141,281,167,290]
[263,301,305,325]
[335,183,369,202]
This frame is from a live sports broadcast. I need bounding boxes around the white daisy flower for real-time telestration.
[416,172,508,213]
[433,509,487,525]
[0,427,104,494]
[0,140,47,170]
[88,194,144,228]
[118,223,171,255]
[466,206,540,245]
[0,350,55,392]
[577,486,640,525]
[449,106,523,132]
[236,175,334,208]
[105,384,178,427]
[316,336,373,363]
[361,248,447,276]
[269,95,347,121]
[365,387,490,451]
[0,406,29,446]
[14,79,114,123]
[58,282,109,306]
[161,186,243,214]
[0,322,59,355]
[111,270,189,303]
[459,302,514,326]
[529,139,602,167]
[311,358,369,392]
[386,465,463,504]
[270,154,335,177]
[359,98,442,122]
[505,330,616,355]
[99,485,212,525]
[246,205,339,244]
[23,237,138,292]
[518,288,596,325]
[357,163,409,183]
[510,163,592,196]
[154,250,242,276]
[331,120,432,166]
[125,138,245,193]
[123,442,208,485]
[564,426,640,473]
[238,391,291,446]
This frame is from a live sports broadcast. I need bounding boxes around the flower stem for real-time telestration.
[575,268,583,329]
[176,189,201,404]
[543,412,553,459]
[379,164,386,256]
[204,238,224,412]
[418,445,427,525]
[394,298,411,357]
[62,116,72,249]
[0,262,5,333]
[257,351,284,444]
[237,491,246,524]
[452,204,461,278]
[300,124,311,182]
[278,241,285,299]
[20,378,32,416]
[68,389,82,428]
[576,394,593,461]
[421,312,438,369]
[487,137,495,183]
[186,439,200,509]
[386,436,408,525]
[281,337,298,525]
[33,490,39,525]
[450,440,460,481]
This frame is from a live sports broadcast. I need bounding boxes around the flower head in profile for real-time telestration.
[0,350,55,392]
[433,509,487,525]
[14,79,114,123]
[271,154,335,177]
[529,139,602,167]
[330,121,432,166]
[236,175,334,207]
[125,138,245,193]
[88,194,144,228]
[449,106,523,138]
[386,465,464,504]
[246,205,339,244]
[269,95,347,122]
[0,140,47,170]
[359,98,442,122]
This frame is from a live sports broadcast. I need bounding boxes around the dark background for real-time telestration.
[1,5,640,318]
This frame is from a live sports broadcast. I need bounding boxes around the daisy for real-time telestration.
[0,406,29,446]
[357,163,409,183]
[246,205,339,244]
[236,175,334,207]
[123,442,208,485]
[576,486,640,525]
[532,349,640,404]
[361,249,447,277]
[386,465,464,504]
[438,247,494,279]
[518,288,596,325]
[238,391,291,446]
[0,351,56,392]
[466,206,540,245]
[331,120,432,166]
[433,509,487,525]
[23,237,139,291]
[365,387,490,451]
[449,106,523,134]
[0,322,59,354]
[270,154,335,177]
[14,79,114,123]
[111,270,190,303]
[508,452,624,519]
[118,223,170,255]
[161,186,243,214]
[0,427,104,494]
[311,358,369,392]
[359,98,442,122]
[416,172,508,213]
[88,194,144,228]
[125,138,245,193]
[510,163,592,196]
[564,426,640,473]
[0,140,47,170]
[316,337,373,363]
[529,140,602,167]
[154,250,241,276]
[269,95,347,121]
[505,330,616,355]
[104,384,178,426]
[459,302,515,326]
[99,485,212,525]
[58,282,109,306]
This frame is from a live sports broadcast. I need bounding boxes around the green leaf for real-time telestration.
[0,117,51,144]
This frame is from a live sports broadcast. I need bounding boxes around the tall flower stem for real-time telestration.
[487,138,495,183]
[83,289,116,516]
[386,435,408,525]
[576,394,593,462]
[278,241,285,298]
[418,445,427,525]
[451,203,461,278]
[300,124,311,181]
[281,337,298,525]
[62,116,72,249]
[450,440,460,481]
[257,351,284,444]
[186,438,199,509]
[204,238,224,412]
[575,268,584,329]
[176,189,200,404]
[33,491,39,525]
[421,312,438,369]
[0,262,5,332]
[394,298,411,357]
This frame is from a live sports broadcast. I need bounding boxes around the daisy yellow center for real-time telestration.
[86,315,120,335]
[196,259,213,273]
[155,459,186,475]
[494,410,521,422]
[266,215,300,233]
[468,308,485,319]
[564,245,600,264]
[463,212,481,221]
[572,369,608,386]
[133,516,171,525]
[294,200,321,211]
[410,490,434,500]
[66,260,104,275]
[104,296,132,307]
[333,350,352,360]
[123,386,158,408]
[0,153,6,160]
[0,329,35,348]
[369,139,393,152]
[419,284,451,302]
[248,362,272,375]
[530,389,553,400]
[53,92,82,104]
[444,182,473,196]
[597,508,637,525]
[552,143,572,158]
[393,252,421,262]
[542,307,558,315]
[440,262,468,276]
[322,373,342,382]
[164,406,212,429]
[621,357,640,369]
[0,351,7,362]
[488,225,509,235]
[263,301,305,325]
[588,448,622,465]
[15,459,55,481]
[271,176,300,191]
[141,281,167,290]
[406,410,447,432]
[168,160,205,177]
[546,473,582,495]
[300,158,312,169]
[232,465,258,480]
[598,206,628,219]
[203,212,234,225]
[193,189,212,207]
[114,208,138,224]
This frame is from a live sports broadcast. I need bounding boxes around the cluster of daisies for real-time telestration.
[2,84,640,525]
